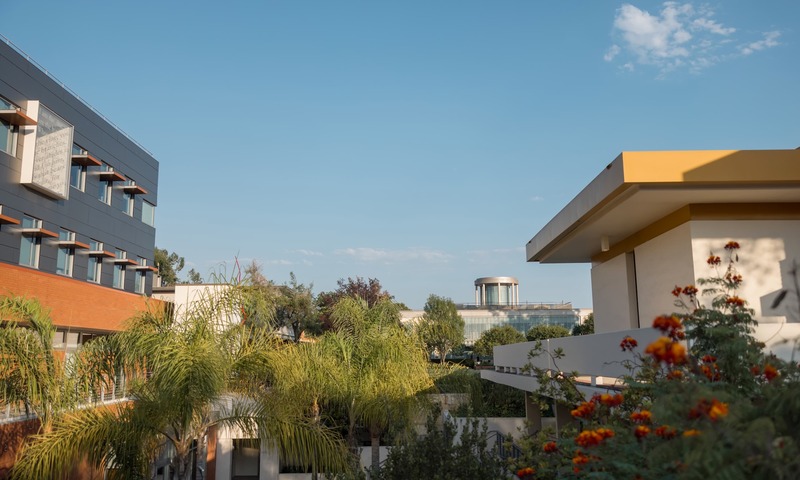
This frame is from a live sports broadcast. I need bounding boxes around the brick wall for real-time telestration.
[0,262,164,332]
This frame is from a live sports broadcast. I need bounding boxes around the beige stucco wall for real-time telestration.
[690,219,800,323]
[591,253,637,333]
[634,222,695,326]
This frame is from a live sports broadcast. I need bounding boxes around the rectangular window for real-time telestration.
[120,191,134,216]
[87,240,102,283]
[70,144,87,191]
[56,229,75,276]
[70,163,86,190]
[134,257,146,294]
[19,215,42,268]
[141,201,155,226]
[0,97,18,156]
[113,249,126,289]
[98,163,112,205]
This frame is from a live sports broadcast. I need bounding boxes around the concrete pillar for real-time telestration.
[554,402,575,437]
[524,392,542,435]
[215,437,232,480]
[262,447,280,480]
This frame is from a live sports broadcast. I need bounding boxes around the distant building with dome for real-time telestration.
[402,276,587,346]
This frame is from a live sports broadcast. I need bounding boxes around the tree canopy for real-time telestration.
[416,294,465,364]
[154,248,184,286]
[525,324,571,342]
[473,324,526,357]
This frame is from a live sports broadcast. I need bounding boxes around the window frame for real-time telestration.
[19,215,42,268]
[113,248,126,289]
[56,229,75,277]
[87,240,102,284]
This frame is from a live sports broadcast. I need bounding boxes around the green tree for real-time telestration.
[417,294,465,364]
[11,286,349,480]
[374,408,506,480]
[0,296,79,433]
[275,273,322,342]
[525,324,571,342]
[473,325,526,357]
[571,312,594,336]
[154,248,184,286]
[328,296,433,470]
[316,277,396,330]
[186,268,203,284]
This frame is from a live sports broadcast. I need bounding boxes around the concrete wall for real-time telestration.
[591,253,637,333]
[634,222,695,326]
[690,220,800,323]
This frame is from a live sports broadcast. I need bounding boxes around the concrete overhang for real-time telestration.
[526,149,800,264]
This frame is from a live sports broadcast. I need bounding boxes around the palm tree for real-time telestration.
[327,297,434,471]
[10,286,349,480]
[0,296,76,433]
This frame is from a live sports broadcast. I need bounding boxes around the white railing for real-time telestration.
[482,328,664,393]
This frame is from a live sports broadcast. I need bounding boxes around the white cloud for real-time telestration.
[607,2,781,75]
[335,247,453,264]
[692,18,735,36]
[740,31,781,56]
[604,44,621,62]
[266,259,293,266]
[292,249,323,257]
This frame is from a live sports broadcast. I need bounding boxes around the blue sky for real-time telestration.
[2,1,798,308]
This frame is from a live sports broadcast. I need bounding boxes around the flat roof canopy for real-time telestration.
[526,149,800,264]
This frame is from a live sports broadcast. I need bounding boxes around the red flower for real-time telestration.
[707,255,721,266]
[543,441,558,453]
[652,315,684,340]
[689,399,728,421]
[517,467,535,478]
[667,369,684,380]
[620,336,638,351]
[599,393,624,407]
[631,410,652,424]
[654,425,677,439]
[645,337,687,365]
[701,355,717,363]
[671,285,683,297]
[634,425,650,439]
[725,296,746,307]
[681,285,698,297]
[724,241,740,250]
[764,364,779,381]
[571,400,596,419]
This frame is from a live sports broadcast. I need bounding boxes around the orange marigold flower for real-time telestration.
[576,430,604,447]
[707,400,729,421]
[682,285,698,297]
[654,425,677,439]
[707,255,721,266]
[701,355,717,363]
[596,428,615,439]
[631,410,652,423]
[751,365,762,376]
[634,425,650,439]
[725,296,746,307]
[764,364,779,381]
[683,429,701,437]
[599,393,624,407]
[543,441,558,453]
[571,401,595,419]
[620,336,638,351]
[667,369,684,380]
[517,467,535,478]
[572,450,590,465]
[671,285,683,297]
[724,241,740,250]
[645,337,687,365]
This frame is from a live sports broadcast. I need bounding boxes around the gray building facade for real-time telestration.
[0,37,158,295]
